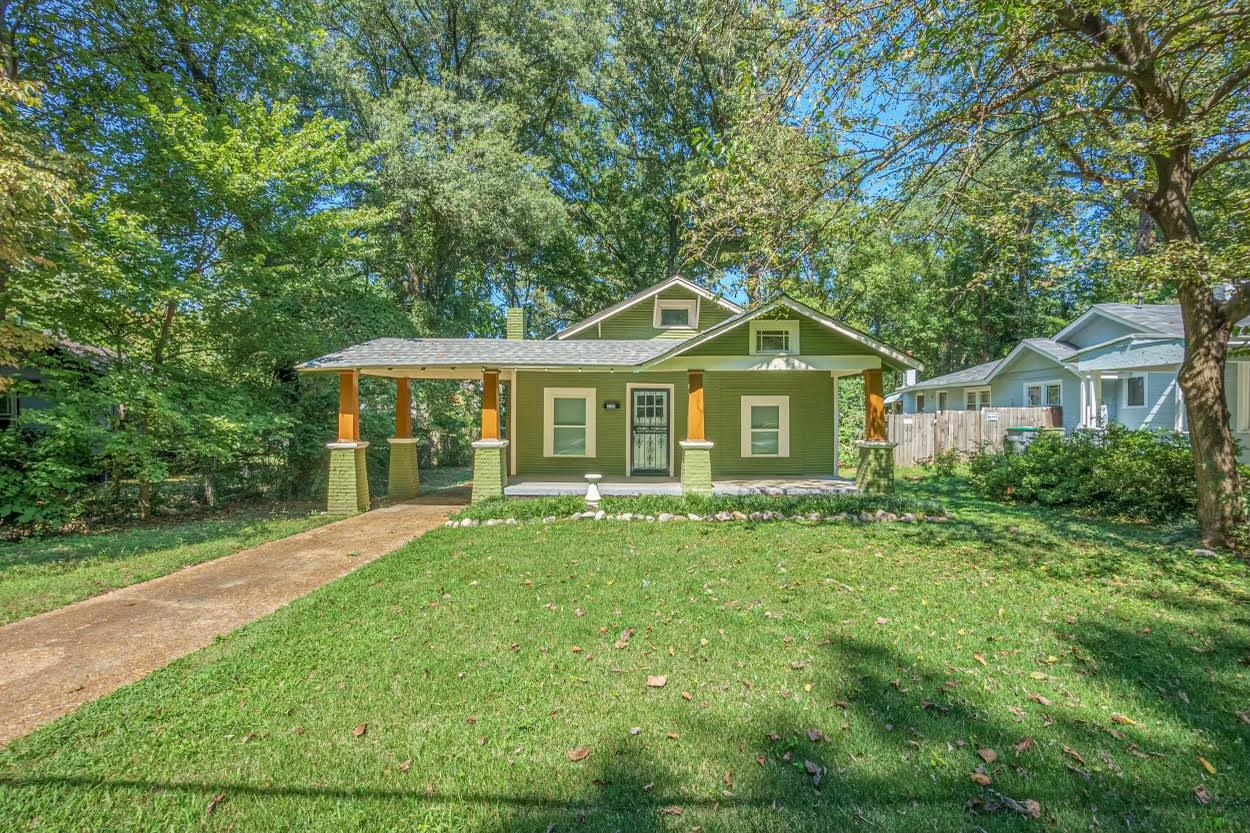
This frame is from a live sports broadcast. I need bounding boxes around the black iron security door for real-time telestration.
[630,389,670,475]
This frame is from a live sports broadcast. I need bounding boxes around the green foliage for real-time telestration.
[455,491,945,521]
[967,425,1197,522]
[920,448,964,480]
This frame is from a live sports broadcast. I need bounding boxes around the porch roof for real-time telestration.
[296,337,673,374]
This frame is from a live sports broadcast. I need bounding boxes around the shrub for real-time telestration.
[920,448,964,479]
[967,424,1195,521]
[454,492,946,521]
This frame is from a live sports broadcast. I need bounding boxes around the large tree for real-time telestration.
[790,0,1250,545]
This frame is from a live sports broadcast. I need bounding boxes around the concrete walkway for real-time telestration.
[0,494,465,747]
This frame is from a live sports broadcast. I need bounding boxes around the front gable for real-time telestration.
[647,296,922,372]
[553,276,741,341]
[1054,308,1143,349]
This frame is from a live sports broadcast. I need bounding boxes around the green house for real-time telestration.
[297,277,921,510]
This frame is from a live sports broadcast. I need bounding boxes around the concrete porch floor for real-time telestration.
[503,475,856,497]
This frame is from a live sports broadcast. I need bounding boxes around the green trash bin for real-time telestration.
[1005,426,1040,453]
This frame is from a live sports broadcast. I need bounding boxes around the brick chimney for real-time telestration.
[506,307,526,340]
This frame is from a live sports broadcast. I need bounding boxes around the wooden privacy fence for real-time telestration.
[888,407,1063,468]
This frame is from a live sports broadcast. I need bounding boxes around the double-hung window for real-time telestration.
[740,395,789,457]
[1123,374,1147,408]
[965,388,990,410]
[1024,381,1062,407]
[543,388,597,457]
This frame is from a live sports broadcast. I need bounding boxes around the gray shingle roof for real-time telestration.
[1094,303,1185,336]
[1020,338,1078,361]
[906,359,1001,391]
[297,337,674,371]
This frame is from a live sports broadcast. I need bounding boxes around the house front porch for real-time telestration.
[503,474,857,498]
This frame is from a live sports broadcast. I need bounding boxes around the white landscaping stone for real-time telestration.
[594,510,607,521]
[543,516,557,524]
[658,513,674,522]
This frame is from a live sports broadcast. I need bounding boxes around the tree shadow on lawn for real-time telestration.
[3,636,1241,832]
[893,485,1249,610]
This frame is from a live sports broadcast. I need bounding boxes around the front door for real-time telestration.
[630,388,670,475]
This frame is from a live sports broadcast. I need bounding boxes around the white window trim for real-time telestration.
[653,298,698,330]
[543,387,597,457]
[1023,380,1063,407]
[748,320,800,356]
[740,395,790,458]
[1122,372,1148,409]
[965,387,991,410]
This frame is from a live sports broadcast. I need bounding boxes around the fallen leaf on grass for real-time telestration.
[681,691,693,701]
[1007,706,1027,719]
[646,675,668,688]
[1194,785,1211,806]
[398,759,412,773]
[1198,756,1217,775]
[1013,737,1034,754]
[206,794,226,815]
[1237,710,1250,725]
[567,747,591,762]
[807,728,825,742]
[724,771,734,788]
[970,772,992,786]
[1107,727,1126,740]
[1062,746,1086,765]
[1027,693,1053,707]
[666,732,681,740]
[977,748,998,764]
[352,723,368,738]
[571,646,584,654]
[659,806,683,816]
[756,755,766,767]
[875,617,890,625]
[973,653,988,666]
[1111,713,1136,726]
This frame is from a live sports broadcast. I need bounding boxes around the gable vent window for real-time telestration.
[653,299,697,329]
[748,320,800,355]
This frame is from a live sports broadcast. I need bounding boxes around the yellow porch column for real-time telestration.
[388,377,420,500]
[679,369,713,496]
[327,370,370,513]
[471,369,508,502]
[856,368,895,495]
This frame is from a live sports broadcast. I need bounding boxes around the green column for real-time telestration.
[471,439,510,503]
[855,440,896,495]
[327,442,370,514]
[679,440,714,496]
[387,438,421,500]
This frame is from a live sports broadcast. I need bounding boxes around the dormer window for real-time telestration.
[749,320,800,355]
[653,298,698,329]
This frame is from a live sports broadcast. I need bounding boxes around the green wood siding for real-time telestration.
[705,372,835,475]
[679,318,878,357]
[514,371,689,476]
[566,287,736,340]
[513,370,836,478]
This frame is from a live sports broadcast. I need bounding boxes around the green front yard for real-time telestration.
[1,484,1247,831]
[0,507,333,625]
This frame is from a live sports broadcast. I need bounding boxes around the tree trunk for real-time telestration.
[1177,281,1243,547]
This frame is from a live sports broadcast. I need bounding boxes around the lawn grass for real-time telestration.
[0,506,333,625]
[1,481,1247,831]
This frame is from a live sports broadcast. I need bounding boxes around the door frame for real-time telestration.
[625,382,674,477]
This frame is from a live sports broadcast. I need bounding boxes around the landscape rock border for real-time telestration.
[445,508,951,529]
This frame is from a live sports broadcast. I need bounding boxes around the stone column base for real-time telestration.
[387,438,421,500]
[855,440,896,495]
[679,440,714,496]
[327,441,370,514]
[471,439,509,503]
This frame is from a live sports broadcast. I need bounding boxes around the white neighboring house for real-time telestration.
[891,303,1250,462]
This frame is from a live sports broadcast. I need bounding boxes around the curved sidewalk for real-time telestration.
[0,496,463,747]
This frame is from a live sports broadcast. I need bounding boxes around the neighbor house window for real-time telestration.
[740,395,790,457]
[1124,374,1147,408]
[653,298,698,329]
[748,320,800,355]
[543,387,597,457]
[936,391,948,411]
[915,392,926,412]
[0,391,16,431]
[1024,381,1062,407]
[965,388,990,410]
[1237,363,1250,432]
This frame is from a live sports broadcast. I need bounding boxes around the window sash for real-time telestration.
[543,388,596,457]
[740,396,789,457]
[1044,384,1062,406]
[754,330,790,353]
[1125,376,1146,407]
